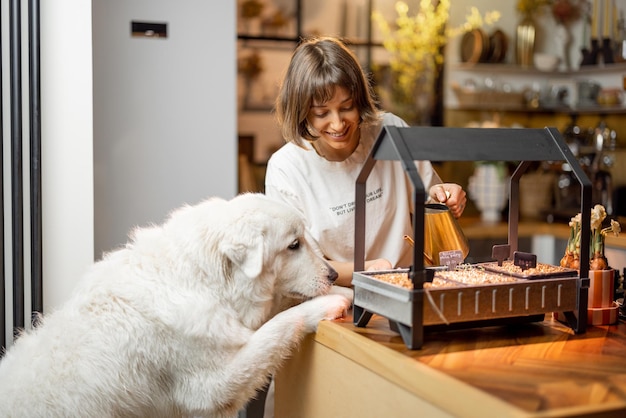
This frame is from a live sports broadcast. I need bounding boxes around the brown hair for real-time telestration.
[275,37,379,147]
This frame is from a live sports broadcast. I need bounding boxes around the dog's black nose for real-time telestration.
[328,266,338,283]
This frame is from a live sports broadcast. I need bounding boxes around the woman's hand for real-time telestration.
[365,258,392,271]
[328,259,392,287]
[429,183,467,218]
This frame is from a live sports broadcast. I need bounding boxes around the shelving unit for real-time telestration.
[452,103,626,114]
[236,0,382,166]
[452,61,626,75]
[236,0,377,69]
[446,62,626,115]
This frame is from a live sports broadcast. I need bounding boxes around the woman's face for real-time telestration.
[307,86,361,162]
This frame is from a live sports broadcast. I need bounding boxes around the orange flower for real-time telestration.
[516,0,551,17]
[552,0,581,24]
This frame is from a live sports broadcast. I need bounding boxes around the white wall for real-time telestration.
[39,1,94,313]
[3,1,237,345]
[92,1,237,258]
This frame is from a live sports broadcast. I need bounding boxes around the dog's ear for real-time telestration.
[219,235,264,278]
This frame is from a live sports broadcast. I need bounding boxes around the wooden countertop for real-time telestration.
[309,313,626,417]
[458,217,626,250]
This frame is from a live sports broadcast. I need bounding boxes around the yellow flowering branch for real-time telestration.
[516,0,552,17]
[372,1,500,123]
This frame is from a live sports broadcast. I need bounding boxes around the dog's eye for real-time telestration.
[288,239,300,250]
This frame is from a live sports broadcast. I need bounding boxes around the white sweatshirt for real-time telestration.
[265,112,441,268]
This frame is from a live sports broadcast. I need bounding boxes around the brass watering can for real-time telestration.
[405,203,470,266]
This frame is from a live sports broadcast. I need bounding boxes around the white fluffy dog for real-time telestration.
[0,193,351,418]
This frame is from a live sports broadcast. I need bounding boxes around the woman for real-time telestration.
[265,37,466,287]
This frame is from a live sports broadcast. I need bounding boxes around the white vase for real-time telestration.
[554,23,571,71]
[468,164,509,223]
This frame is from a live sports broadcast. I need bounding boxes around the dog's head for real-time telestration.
[215,194,338,300]
[128,194,339,330]
[160,194,337,303]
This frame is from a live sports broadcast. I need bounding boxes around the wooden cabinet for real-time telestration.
[276,313,626,418]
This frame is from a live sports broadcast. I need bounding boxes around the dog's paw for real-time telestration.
[328,285,354,304]
[299,294,351,332]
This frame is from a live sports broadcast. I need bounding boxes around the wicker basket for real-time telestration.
[452,84,525,107]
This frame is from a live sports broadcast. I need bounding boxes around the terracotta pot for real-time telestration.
[587,269,618,325]
[588,269,615,308]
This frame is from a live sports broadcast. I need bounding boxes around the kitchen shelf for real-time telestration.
[450,104,626,114]
[446,61,626,119]
[236,34,300,43]
[237,0,379,68]
[452,61,626,75]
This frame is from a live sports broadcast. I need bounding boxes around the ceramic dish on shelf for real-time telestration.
[460,28,489,63]
[488,29,507,63]
[534,53,559,72]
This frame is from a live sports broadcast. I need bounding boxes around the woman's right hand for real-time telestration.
[429,183,467,218]
[328,258,393,287]
[365,258,392,271]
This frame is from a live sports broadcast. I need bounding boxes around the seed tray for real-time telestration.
[353,269,580,330]
[478,261,578,280]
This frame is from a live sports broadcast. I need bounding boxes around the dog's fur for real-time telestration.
[0,193,351,418]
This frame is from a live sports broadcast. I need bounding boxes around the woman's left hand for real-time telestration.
[429,183,467,218]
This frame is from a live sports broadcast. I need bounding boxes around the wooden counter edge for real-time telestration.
[309,319,626,418]
[459,219,626,250]
[459,220,571,241]
[313,318,529,418]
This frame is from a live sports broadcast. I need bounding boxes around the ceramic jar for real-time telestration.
[468,164,509,223]
[587,269,618,325]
